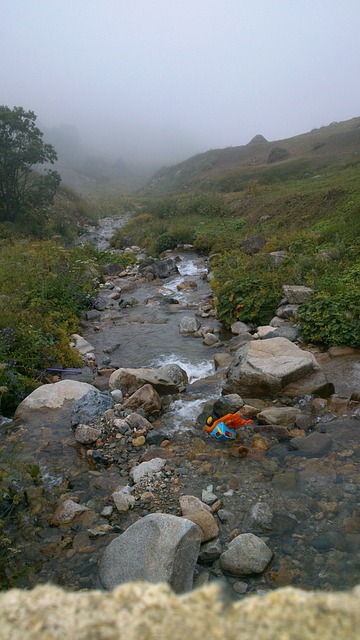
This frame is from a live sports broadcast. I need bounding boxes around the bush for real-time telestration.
[0,239,101,415]
[211,252,283,327]
[298,264,360,348]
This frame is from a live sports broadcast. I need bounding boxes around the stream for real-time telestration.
[1,216,359,595]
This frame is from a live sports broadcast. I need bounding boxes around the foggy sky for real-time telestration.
[1,0,360,166]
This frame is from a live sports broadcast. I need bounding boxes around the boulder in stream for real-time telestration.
[121,383,162,417]
[109,364,188,395]
[98,513,201,593]
[14,380,97,418]
[224,337,323,398]
[138,256,179,279]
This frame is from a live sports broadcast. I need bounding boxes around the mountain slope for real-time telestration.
[144,117,360,194]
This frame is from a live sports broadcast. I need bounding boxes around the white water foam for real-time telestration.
[150,352,214,383]
[177,258,206,277]
[163,397,207,431]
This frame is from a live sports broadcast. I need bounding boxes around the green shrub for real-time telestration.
[211,252,283,327]
[298,290,360,348]
[298,263,360,348]
[154,233,177,254]
[0,239,102,415]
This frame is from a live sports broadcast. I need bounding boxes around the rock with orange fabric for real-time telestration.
[204,413,253,440]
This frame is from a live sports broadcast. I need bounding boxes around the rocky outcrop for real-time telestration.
[224,337,323,397]
[1,582,360,639]
[98,513,201,593]
[267,147,291,163]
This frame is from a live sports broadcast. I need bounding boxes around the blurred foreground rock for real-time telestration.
[0,582,359,639]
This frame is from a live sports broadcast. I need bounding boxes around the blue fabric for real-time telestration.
[208,421,236,440]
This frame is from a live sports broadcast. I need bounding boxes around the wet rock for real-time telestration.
[289,431,333,456]
[257,406,301,427]
[138,256,179,279]
[179,316,201,334]
[212,394,244,416]
[230,321,252,335]
[122,384,162,417]
[198,538,222,563]
[224,338,321,397]
[125,412,153,432]
[220,533,273,575]
[109,365,188,395]
[74,424,102,444]
[232,581,248,594]
[242,502,273,533]
[282,370,334,398]
[71,390,114,426]
[50,499,90,526]
[201,486,217,505]
[294,413,317,431]
[132,435,146,447]
[179,495,219,543]
[71,333,95,356]
[112,490,135,512]
[255,325,277,338]
[214,353,232,369]
[130,457,167,483]
[253,424,292,440]
[262,325,300,343]
[203,333,219,346]
[98,513,201,593]
[146,429,167,445]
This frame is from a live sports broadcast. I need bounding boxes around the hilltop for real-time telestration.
[143,117,360,194]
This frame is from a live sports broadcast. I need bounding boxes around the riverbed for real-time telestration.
[1,218,359,595]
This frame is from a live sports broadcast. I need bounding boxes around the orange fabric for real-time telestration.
[204,412,252,434]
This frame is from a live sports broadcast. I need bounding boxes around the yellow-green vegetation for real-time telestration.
[0,239,134,415]
[114,163,360,349]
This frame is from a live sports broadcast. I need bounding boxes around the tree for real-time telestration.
[0,106,61,223]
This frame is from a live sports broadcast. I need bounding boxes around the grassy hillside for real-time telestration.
[112,117,360,350]
[143,117,360,194]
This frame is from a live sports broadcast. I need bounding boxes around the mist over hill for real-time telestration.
[42,123,160,196]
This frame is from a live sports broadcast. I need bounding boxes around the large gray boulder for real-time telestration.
[109,364,188,395]
[98,513,201,593]
[224,337,321,397]
[14,380,97,418]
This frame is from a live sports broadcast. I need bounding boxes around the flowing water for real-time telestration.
[1,218,359,595]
